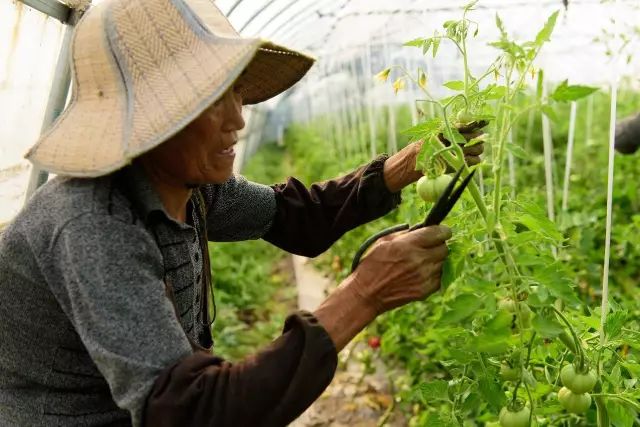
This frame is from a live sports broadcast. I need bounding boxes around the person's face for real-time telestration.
[143,85,245,186]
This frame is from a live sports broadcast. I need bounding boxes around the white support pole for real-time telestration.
[561,102,578,212]
[600,1,620,348]
[382,27,397,154]
[365,43,378,158]
[541,84,555,223]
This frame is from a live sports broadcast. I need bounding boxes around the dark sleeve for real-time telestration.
[615,113,640,154]
[143,311,337,427]
[263,155,402,257]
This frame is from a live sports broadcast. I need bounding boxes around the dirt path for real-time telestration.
[290,256,405,427]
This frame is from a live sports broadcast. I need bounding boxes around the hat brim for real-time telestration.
[238,41,314,105]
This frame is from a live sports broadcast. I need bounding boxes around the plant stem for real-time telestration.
[552,307,585,369]
[591,394,640,411]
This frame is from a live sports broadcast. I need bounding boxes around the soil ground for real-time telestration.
[290,256,406,427]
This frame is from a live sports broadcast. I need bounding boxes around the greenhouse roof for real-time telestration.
[1,0,640,224]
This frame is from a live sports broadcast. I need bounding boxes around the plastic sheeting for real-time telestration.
[0,1,64,225]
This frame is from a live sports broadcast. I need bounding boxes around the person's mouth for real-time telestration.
[218,141,237,156]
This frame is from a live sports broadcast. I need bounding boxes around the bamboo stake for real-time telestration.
[365,43,378,158]
[541,83,555,223]
[561,102,578,212]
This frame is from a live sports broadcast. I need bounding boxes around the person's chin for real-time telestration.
[186,169,233,187]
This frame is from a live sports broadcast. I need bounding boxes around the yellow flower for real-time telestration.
[375,68,392,83]
[418,70,428,89]
[393,78,406,94]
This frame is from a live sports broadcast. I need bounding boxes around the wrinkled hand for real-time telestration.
[347,225,451,315]
[383,121,487,193]
[438,120,489,168]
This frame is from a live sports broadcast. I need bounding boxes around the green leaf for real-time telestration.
[463,0,479,11]
[622,361,640,379]
[550,80,599,102]
[440,293,483,324]
[404,37,426,48]
[432,35,441,57]
[495,13,506,36]
[441,242,465,289]
[483,84,507,100]
[533,265,581,305]
[532,314,565,338]
[443,80,465,91]
[478,375,506,411]
[620,328,640,349]
[514,205,563,241]
[445,127,467,146]
[605,310,628,341]
[423,38,433,55]
[418,380,450,402]
[535,10,559,46]
[402,117,442,138]
[467,133,488,147]
[485,310,513,336]
[606,400,636,427]
[443,20,457,29]
[505,143,529,160]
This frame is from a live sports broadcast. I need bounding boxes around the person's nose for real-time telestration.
[222,93,245,132]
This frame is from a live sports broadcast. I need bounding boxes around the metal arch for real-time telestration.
[225,0,244,17]
[18,0,72,23]
[238,0,280,33]
[252,0,299,35]
[267,0,337,39]
[277,0,353,47]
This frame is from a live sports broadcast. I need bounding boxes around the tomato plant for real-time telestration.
[276,1,640,425]
[368,0,639,425]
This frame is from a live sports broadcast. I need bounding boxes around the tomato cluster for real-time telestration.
[557,363,597,414]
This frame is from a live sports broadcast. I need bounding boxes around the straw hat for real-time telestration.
[26,0,315,177]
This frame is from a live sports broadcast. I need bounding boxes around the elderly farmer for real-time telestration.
[0,0,483,426]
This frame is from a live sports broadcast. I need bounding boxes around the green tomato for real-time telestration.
[558,387,591,414]
[500,363,520,382]
[560,364,598,394]
[499,405,531,427]
[416,175,452,203]
[456,110,474,125]
[498,299,532,328]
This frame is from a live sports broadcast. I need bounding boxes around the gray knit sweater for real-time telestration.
[0,165,276,426]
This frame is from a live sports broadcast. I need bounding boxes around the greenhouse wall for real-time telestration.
[0,1,64,226]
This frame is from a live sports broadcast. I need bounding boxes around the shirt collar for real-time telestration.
[118,162,183,227]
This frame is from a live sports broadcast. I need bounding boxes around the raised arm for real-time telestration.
[262,155,401,257]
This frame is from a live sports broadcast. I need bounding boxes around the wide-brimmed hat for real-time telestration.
[26,0,314,177]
